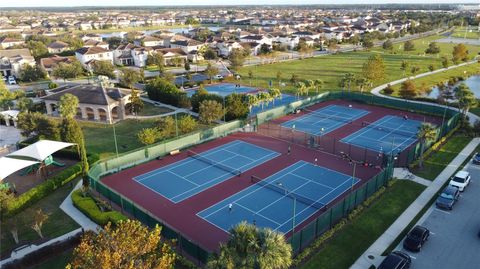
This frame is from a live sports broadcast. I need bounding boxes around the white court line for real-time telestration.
[234,203,282,225]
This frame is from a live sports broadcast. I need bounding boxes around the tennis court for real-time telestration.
[281,105,369,136]
[186,83,257,97]
[198,160,359,234]
[341,115,425,154]
[134,140,280,203]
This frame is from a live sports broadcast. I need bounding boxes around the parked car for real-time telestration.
[449,171,471,191]
[378,251,411,269]
[436,185,460,210]
[7,76,16,85]
[403,225,430,252]
[473,152,480,165]
[213,74,223,80]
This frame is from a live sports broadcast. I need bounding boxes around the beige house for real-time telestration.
[0,49,35,77]
[0,37,25,49]
[47,41,70,54]
[42,84,132,124]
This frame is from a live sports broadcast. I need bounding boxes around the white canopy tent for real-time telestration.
[0,157,39,181]
[7,140,75,162]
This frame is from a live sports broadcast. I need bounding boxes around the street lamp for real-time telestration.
[277,182,296,234]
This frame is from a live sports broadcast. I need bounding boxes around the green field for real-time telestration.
[412,134,473,180]
[300,180,425,269]
[136,102,174,116]
[238,35,480,95]
[0,180,80,255]
[450,26,480,40]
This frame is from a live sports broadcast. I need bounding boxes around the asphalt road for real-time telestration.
[393,161,480,269]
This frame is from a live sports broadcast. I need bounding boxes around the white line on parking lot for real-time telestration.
[409,255,417,260]
[430,232,436,235]
[434,209,451,214]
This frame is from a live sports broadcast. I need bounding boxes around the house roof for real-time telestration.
[43,84,129,105]
[84,40,108,47]
[0,37,24,43]
[171,39,203,47]
[154,48,187,56]
[47,41,69,49]
[75,46,110,55]
[0,49,32,58]
[40,55,75,69]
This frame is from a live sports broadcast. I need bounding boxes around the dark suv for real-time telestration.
[436,185,460,210]
[378,251,411,269]
[403,225,430,252]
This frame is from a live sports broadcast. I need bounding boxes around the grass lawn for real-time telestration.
[471,107,480,117]
[450,27,480,39]
[238,35,480,95]
[33,249,73,269]
[386,62,480,97]
[300,180,425,269]
[0,180,80,255]
[411,134,473,180]
[136,102,174,116]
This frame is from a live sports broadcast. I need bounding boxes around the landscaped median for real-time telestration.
[295,180,425,269]
[71,189,127,226]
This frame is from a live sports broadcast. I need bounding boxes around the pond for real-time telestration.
[426,75,480,99]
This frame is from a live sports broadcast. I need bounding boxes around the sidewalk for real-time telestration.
[351,137,480,269]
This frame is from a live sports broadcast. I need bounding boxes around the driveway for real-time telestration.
[392,162,480,269]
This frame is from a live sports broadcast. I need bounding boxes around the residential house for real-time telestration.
[170,39,204,54]
[216,40,243,57]
[0,49,35,77]
[47,41,70,54]
[84,39,109,50]
[154,48,188,66]
[113,43,137,66]
[0,37,25,49]
[135,36,164,47]
[40,55,76,75]
[239,35,272,45]
[75,46,113,68]
[80,33,103,42]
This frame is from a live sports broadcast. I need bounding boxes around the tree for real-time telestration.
[455,83,477,119]
[403,40,415,51]
[147,53,165,73]
[339,73,356,91]
[68,220,175,269]
[199,100,223,124]
[156,116,176,138]
[92,61,115,78]
[27,40,48,58]
[59,93,79,119]
[383,84,394,95]
[137,128,160,145]
[178,115,197,134]
[31,209,49,238]
[60,117,88,179]
[4,215,21,243]
[106,37,123,50]
[145,77,187,107]
[18,112,60,140]
[410,66,420,76]
[289,74,299,85]
[248,70,254,85]
[452,43,469,63]
[275,71,282,86]
[228,48,247,71]
[52,61,83,81]
[203,48,218,60]
[399,80,417,99]
[0,189,15,220]
[425,42,440,54]
[184,61,191,72]
[259,43,272,55]
[400,60,409,77]
[441,56,450,68]
[225,93,249,121]
[362,36,374,49]
[120,69,142,89]
[207,222,292,269]
[382,39,393,51]
[19,64,47,82]
[417,123,437,168]
[16,97,34,112]
[362,54,385,85]
[127,88,144,114]
[205,63,219,83]
[428,64,436,72]
[313,79,323,93]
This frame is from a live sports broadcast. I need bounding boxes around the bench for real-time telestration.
[170,149,180,156]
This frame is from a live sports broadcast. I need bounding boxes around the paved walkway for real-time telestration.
[351,137,480,269]
[370,59,480,125]
[393,168,432,187]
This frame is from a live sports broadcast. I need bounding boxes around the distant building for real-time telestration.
[0,49,35,77]
[75,46,113,68]
[0,37,25,49]
[47,41,70,54]
[40,55,76,75]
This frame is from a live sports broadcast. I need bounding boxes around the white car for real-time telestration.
[449,171,471,192]
[213,74,223,80]
[7,76,16,85]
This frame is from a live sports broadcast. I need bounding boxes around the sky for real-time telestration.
[0,0,478,8]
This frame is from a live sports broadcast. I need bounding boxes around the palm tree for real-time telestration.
[417,123,437,168]
[304,79,314,91]
[245,94,259,112]
[268,88,281,105]
[313,79,324,94]
[207,222,292,269]
[455,83,477,120]
[340,73,356,91]
[356,77,369,92]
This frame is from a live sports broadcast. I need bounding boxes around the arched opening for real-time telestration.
[50,103,57,114]
[111,106,119,120]
[124,101,132,115]
[98,108,107,122]
[76,107,82,119]
[85,107,95,120]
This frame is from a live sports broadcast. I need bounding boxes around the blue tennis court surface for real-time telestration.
[134,140,280,203]
[341,115,425,154]
[281,105,369,136]
[186,83,256,97]
[249,94,297,116]
[198,161,359,234]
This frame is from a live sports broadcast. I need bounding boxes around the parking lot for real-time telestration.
[393,161,480,269]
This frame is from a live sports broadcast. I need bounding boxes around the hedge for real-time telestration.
[71,190,127,226]
[4,153,99,217]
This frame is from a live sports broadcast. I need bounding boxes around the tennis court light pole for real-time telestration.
[277,182,296,234]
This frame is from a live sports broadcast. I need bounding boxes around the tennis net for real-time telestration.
[251,176,324,209]
[302,108,354,124]
[188,150,241,176]
[362,121,418,138]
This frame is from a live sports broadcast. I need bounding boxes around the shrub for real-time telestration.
[382,84,394,95]
[71,190,127,226]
